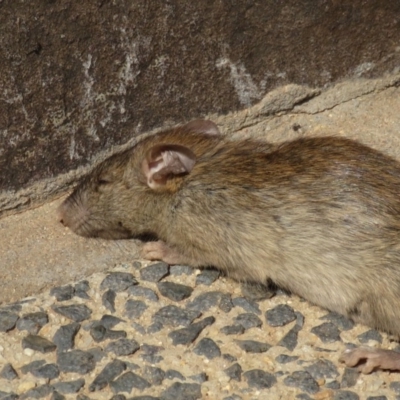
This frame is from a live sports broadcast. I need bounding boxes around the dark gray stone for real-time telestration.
[326,380,341,389]
[165,369,186,381]
[50,285,75,301]
[16,312,48,334]
[0,363,18,380]
[57,350,96,374]
[193,338,221,359]
[128,286,159,302]
[170,265,194,276]
[52,304,92,322]
[110,396,126,400]
[222,354,237,363]
[132,321,147,335]
[278,326,300,351]
[265,304,296,327]
[89,359,126,391]
[188,373,208,383]
[105,338,140,356]
[52,322,80,352]
[232,297,261,315]
[147,321,164,333]
[390,381,400,394]
[195,269,220,286]
[224,363,242,381]
[90,324,107,342]
[219,293,234,313]
[160,382,202,400]
[357,329,383,344]
[100,272,137,292]
[88,347,105,363]
[275,354,299,364]
[320,312,354,331]
[22,334,56,353]
[241,282,276,301]
[153,305,201,327]
[140,262,169,282]
[220,324,245,335]
[243,369,277,389]
[106,330,127,340]
[169,316,215,345]
[305,359,339,380]
[52,379,85,394]
[110,371,151,393]
[51,392,66,400]
[20,384,52,399]
[333,391,360,400]
[223,396,243,400]
[234,313,262,330]
[102,289,116,313]
[311,322,341,343]
[21,360,46,374]
[31,363,59,379]
[75,280,90,293]
[99,314,125,329]
[143,366,165,385]
[187,291,232,313]
[283,371,319,394]
[125,299,148,319]
[366,397,387,400]
[341,368,359,388]
[235,340,271,353]
[0,310,19,332]
[140,344,165,364]
[158,282,193,301]
[0,392,18,400]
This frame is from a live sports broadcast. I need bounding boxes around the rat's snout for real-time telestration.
[57,196,90,234]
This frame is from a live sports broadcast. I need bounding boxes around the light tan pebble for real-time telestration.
[316,378,326,386]
[39,324,53,336]
[23,348,34,356]
[17,381,36,394]
[314,389,334,399]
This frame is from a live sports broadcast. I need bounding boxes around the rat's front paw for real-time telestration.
[340,346,400,373]
[141,240,187,265]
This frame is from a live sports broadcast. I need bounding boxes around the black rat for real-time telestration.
[59,119,400,373]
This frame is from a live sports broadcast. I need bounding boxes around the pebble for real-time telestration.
[20,384,53,399]
[234,313,262,330]
[52,379,85,394]
[22,334,56,353]
[157,282,193,301]
[50,285,75,301]
[188,372,208,383]
[169,316,215,345]
[235,340,271,353]
[165,370,186,381]
[153,305,201,327]
[0,310,19,332]
[89,359,127,391]
[243,369,277,389]
[125,299,148,319]
[232,297,261,315]
[305,359,339,380]
[278,326,299,351]
[170,265,194,276]
[220,324,245,335]
[341,368,359,388]
[75,280,90,293]
[16,312,49,334]
[195,269,220,286]
[0,364,18,381]
[128,286,159,302]
[223,396,243,400]
[283,371,320,394]
[57,350,96,374]
[187,291,231,313]
[102,289,117,313]
[140,262,170,282]
[52,304,92,322]
[52,322,80,352]
[99,314,125,329]
[390,381,400,394]
[110,371,151,393]
[160,382,202,400]
[275,354,299,364]
[105,338,140,356]
[143,366,165,385]
[357,329,383,344]
[31,363,59,379]
[193,338,221,359]
[141,344,164,363]
[266,304,296,326]
[21,359,45,374]
[333,390,360,400]
[311,322,341,343]
[240,282,276,301]
[100,272,138,292]
[224,363,242,381]
[320,312,354,331]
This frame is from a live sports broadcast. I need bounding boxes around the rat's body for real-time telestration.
[59,120,400,373]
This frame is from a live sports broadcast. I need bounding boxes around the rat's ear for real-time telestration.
[183,119,221,136]
[142,144,196,189]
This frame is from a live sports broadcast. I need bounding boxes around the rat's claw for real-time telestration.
[141,240,188,265]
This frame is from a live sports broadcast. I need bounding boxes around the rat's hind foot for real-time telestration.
[340,346,400,373]
[141,240,191,265]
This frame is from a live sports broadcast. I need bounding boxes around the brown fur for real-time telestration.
[60,120,400,339]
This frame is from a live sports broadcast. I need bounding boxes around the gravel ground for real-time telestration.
[1,260,400,399]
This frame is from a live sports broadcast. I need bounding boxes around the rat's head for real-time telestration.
[58,119,221,239]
